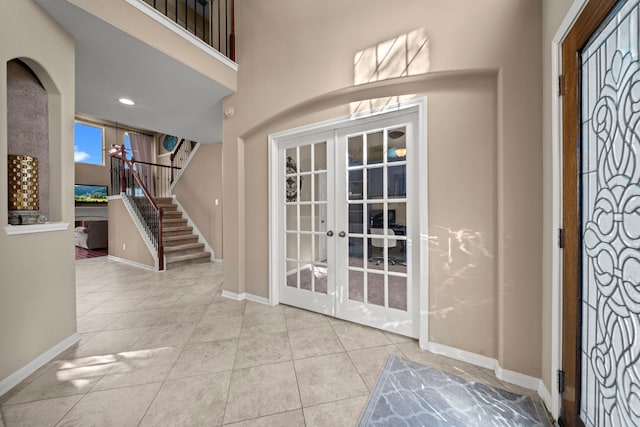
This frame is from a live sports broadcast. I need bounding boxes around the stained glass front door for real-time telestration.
[580,1,640,425]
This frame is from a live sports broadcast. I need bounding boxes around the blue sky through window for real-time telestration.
[124,133,132,159]
[74,123,103,165]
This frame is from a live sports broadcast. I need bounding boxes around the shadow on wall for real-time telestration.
[352,28,430,114]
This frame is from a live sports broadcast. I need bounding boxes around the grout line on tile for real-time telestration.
[136,380,164,426]
[52,394,86,427]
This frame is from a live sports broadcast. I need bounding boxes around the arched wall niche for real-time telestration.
[6,57,62,223]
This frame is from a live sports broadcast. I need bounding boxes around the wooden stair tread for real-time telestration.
[164,242,205,253]
[162,211,182,218]
[163,225,192,232]
[163,218,188,225]
[163,234,198,243]
[165,251,211,263]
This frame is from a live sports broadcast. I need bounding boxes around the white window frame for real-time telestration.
[74,121,105,166]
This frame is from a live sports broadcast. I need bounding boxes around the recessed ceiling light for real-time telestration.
[118,97,135,106]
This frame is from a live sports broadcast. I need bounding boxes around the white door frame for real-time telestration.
[268,97,428,347]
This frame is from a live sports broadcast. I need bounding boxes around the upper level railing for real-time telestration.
[142,0,235,61]
[170,138,196,183]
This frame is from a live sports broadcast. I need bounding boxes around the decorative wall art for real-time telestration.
[286,155,301,202]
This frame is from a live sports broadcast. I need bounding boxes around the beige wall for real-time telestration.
[108,198,155,268]
[75,162,110,189]
[427,82,497,355]
[541,0,575,398]
[172,143,223,258]
[223,0,543,377]
[0,0,76,384]
[70,0,236,91]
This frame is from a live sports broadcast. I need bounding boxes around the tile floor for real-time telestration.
[0,258,543,427]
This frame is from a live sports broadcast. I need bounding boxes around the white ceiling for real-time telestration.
[35,0,233,144]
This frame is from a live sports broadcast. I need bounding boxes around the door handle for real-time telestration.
[338,231,346,237]
[327,230,334,237]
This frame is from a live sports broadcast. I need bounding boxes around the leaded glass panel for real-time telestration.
[580,1,640,425]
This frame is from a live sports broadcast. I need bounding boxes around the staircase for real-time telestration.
[156,197,211,269]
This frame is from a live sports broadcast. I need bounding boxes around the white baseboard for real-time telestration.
[0,333,80,397]
[425,342,498,371]
[221,290,243,301]
[221,290,271,306]
[244,293,271,305]
[107,255,157,272]
[496,365,543,391]
[424,341,542,393]
[213,258,223,263]
[538,381,553,418]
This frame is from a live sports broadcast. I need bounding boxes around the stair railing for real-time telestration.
[141,0,235,61]
[170,138,195,184]
[134,160,178,197]
[110,145,165,271]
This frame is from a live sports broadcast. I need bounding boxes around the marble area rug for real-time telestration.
[358,355,552,427]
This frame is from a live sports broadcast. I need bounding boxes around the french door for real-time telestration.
[279,131,335,315]
[272,105,422,337]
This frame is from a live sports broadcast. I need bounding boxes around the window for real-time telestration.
[74,122,104,165]
[123,132,132,159]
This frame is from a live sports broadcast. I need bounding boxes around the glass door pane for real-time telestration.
[580,2,640,425]
[283,140,331,299]
[344,126,409,311]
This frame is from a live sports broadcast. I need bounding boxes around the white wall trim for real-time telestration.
[269,98,426,141]
[268,132,279,306]
[124,0,238,72]
[496,366,544,392]
[221,290,271,306]
[416,99,429,350]
[549,0,589,420]
[426,341,498,370]
[0,333,80,397]
[425,341,555,412]
[107,255,157,272]
[169,142,202,193]
[425,341,542,392]
[4,222,69,235]
[171,195,215,260]
[538,381,553,416]
[116,194,160,271]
